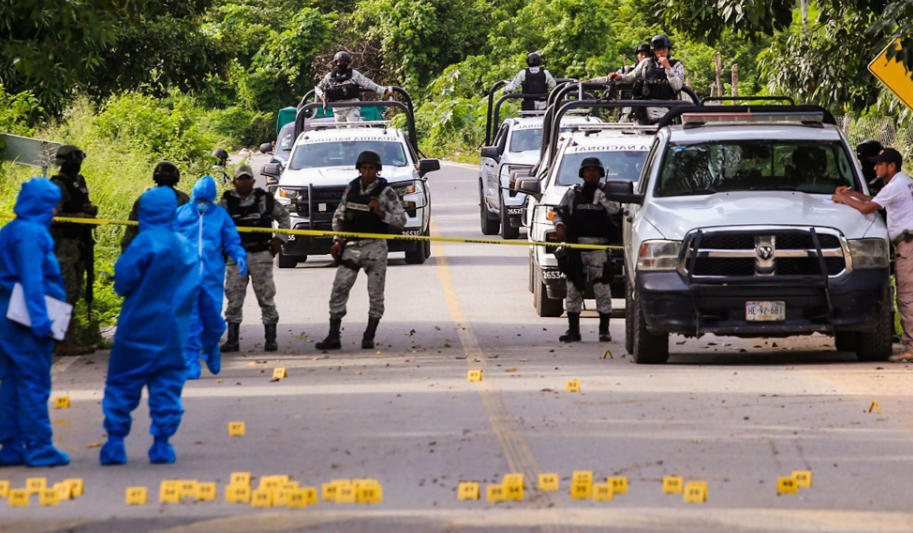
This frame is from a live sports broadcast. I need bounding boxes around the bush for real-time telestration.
[203,106,275,149]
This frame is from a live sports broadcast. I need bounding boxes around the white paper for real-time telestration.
[6,283,73,341]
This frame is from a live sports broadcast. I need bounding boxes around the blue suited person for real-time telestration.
[176,176,247,380]
[100,187,200,464]
[0,178,70,467]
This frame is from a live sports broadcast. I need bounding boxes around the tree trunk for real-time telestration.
[715,52,723,99]
[731,64,739,97]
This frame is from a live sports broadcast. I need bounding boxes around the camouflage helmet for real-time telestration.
[356,150,382,171]
[579,156,605,178]
[55,145,86,166]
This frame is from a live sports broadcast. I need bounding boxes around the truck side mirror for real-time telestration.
[515,177,542,201]
[480,146,500,161]
[418,159,441,176]
[261,163,282,178]
[605,180,643,205]
[260,142,273,154]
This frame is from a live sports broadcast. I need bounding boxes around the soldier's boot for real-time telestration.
[598,313,612,342]
[315,318,342,350]
[559,313,582,343]
[264,324,278,352]
[221,323,240,353]
[361,317,380,350]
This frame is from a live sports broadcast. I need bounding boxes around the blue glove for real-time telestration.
[32,320,52,339]
[236,256,248,277]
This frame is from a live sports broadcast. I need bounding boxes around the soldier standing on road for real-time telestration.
[49,145,98,356]
[553,157,621,343]
[832,148,913,362]
[314,51,393,125]
[315,150,406,351]
[219,166,290,353]
[121,161,190,252]
[609,35,686,123]
[504,53,558,111]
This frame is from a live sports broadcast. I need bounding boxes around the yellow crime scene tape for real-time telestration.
[0,214,624,251]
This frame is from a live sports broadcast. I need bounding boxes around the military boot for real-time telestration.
[315,318,342,350]
[264,324,278,352]
[221,323,240,353]
[598,313,612,342]
[361,317,380,349]
[559,313,582,342]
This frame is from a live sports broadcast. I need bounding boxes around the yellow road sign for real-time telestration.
[869,38,913,110]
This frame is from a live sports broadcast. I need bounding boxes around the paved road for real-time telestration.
[4,163,913,533]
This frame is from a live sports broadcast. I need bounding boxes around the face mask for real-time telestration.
[582,181,599,194]
[196,201,210,214]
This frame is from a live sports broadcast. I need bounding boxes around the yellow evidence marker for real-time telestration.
[225,484,251,503]
[336,483,357,504]
[196,483,217,501]
[683,482,707,503]
[0,480,9,498]
[251,488,273,508]
[458,482,481,501]
[662,476,684,494]
[54,396,71,409]
[160,483,181,504]
[467,370,483,382]
[287,489,308,509]
[538,474,559,491]
[26,477,47,495]
[570,471,594,500]
[502,473,524,501]
[566,380,580,392]
[39,488,60,506]
[126,487,148,505]
[322,482,338,502]
[869,400,882,413]
[272,489,289,507]
[272,367,288,379]
[63,479,84,497]
[486,484,505,502]
[303,487,318,505]
[8,489,29,507]
[228,421,246,436]
[230,472,251,487]
[793,471,813,489]
[356,483,383,504]
[608,477,628,494]
[777,477,798,495]
[53,483,72,500]
[179,480,199,499]
[592,483,614,502]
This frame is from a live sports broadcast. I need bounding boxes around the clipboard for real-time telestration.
[5,283,73,341]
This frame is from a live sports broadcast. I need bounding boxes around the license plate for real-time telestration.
[508,207,524,215]
[746,301,785,321]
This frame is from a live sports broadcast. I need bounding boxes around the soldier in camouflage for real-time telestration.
[314,51,392,124]
[219,165,291,352]
[553,157,620,343]
[49,145,98,355]
[315,150,406,351]
[121,161,190,252]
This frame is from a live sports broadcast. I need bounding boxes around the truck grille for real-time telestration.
[297,186,346,222]
[683,228,847,278]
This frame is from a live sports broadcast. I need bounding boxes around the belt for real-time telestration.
[893,232,913,246]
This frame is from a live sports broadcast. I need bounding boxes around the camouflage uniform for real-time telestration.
[121,186,191,251]
[553,185,620,315]
[219,189,291,324]
[328,178,406,319]
[49,173,93,308]
[315,69,389,124]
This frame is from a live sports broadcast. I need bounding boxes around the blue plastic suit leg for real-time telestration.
[148,437,176,464]
[148,367,186,440]
[99,437,127,465]
[0,368,25,466]
[186,306,203,380]
[102,372,145,440]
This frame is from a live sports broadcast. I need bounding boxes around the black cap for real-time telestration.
[869,148,903,168]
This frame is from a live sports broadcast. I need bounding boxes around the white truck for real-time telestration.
[610,104,893,363]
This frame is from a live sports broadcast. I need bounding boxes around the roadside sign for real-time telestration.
[0,134,61,177]
[868,38,913,110]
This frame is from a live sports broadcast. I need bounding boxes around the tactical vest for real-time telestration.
[51,173,91,240]
[522,68,548,94]
[223,189,275,252]
[570,187,615,240]
[341,177,390,235]
[325,69,361,101]
[641,59,680,100]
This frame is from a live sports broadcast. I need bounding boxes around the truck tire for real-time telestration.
[500,197,520,240]
[277,250,299,269]
[625,278,634,355]
[480,182,499,235]
[535,270,563,317]
[422,227,432,259]
[632,288,669,364]
[856,285,893,362]
[834,332,857,353]
[528,251,535,293]
[405,241,427,264]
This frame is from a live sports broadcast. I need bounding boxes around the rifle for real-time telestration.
[553,206,585,292]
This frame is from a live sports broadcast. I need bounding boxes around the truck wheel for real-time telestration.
[422,227,432,259]
[405,242,427,265]
[856,285,893,362]
[535,271,564,317]
[834,332,857,353]
[277,250,299,269]
[528,251,535,293]
[480,182,500,235]
[625,278,634,355]
[632,288,669,364]
[500,197,520,240]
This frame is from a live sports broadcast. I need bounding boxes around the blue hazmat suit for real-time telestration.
[175,176,247,380]
[100,187,200,465]
[0,178,70,467]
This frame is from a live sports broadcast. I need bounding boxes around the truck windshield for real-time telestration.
[556,151,649,186]
[510,129,542,152]
[290,141,408,170]
[654,140,857,197]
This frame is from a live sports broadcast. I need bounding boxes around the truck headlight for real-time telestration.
[848,238,889,269]
[637,240,681,271]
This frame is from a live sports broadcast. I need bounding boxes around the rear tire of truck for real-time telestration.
[277,250,299,269]
[405,242,427,265]
[856,286,893,362]
[480,182,500,235]
[632,288,669,364]
[834,332,857,353]
[500,197,520,240]
[422,227,432,259]
[625,278,634,355]
[535,270,563,318]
